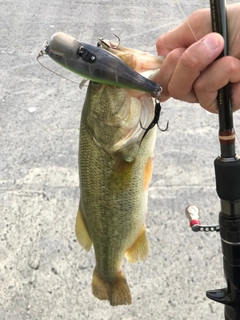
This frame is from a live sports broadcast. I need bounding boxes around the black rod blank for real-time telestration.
[209,0,235,158]
[206,1,240,320]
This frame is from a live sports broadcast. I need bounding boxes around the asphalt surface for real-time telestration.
[1,0,240,319]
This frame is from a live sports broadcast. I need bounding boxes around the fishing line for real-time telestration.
[36,48,87,87]
[174,0,198,41]
[169,0,174,32]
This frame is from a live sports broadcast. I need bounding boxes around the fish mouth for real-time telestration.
[98,37,164,74]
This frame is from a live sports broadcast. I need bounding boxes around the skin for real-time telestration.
[155,3,240,113]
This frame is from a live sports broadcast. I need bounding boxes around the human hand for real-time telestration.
[155,4,240,113]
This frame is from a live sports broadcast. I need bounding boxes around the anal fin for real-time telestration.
[75,205,92,252]
[125,224,149,263]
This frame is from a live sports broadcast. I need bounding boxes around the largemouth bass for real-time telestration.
[75,40,164,306]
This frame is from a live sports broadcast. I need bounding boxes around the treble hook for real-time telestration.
[112,34,121,48]
[140,98,169,143]
[97,34,121,49]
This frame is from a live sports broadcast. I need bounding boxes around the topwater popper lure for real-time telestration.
[38,32,162,95]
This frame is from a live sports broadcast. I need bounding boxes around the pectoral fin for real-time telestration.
[75,204,92,251]
[125,224,149,263]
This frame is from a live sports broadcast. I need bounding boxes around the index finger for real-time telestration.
[167,33,224,100]
[156,9,211,55]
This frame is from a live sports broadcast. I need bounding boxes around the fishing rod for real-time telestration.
[186,1,240,319]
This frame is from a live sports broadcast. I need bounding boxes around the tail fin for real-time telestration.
[92,268,132,306]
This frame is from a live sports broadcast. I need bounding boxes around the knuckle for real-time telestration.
[224,56,238,75]
[193,78,205,92]
[190,8,207,18]
[231,83,240,112]
[180,50,199,71]
[168,82,182,99]
[166,48,184,65]
[189,9,210,30]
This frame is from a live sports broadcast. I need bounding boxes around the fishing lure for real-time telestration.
[37,32,168,140]
[38,32,161,95]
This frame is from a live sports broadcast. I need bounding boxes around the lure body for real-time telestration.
[45,32,163,95]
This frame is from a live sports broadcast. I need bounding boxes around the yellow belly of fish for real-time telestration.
[75,109,156,307]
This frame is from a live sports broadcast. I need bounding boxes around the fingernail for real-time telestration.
[202,35,219,51]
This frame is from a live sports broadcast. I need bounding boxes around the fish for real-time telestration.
[75,40,164,306]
